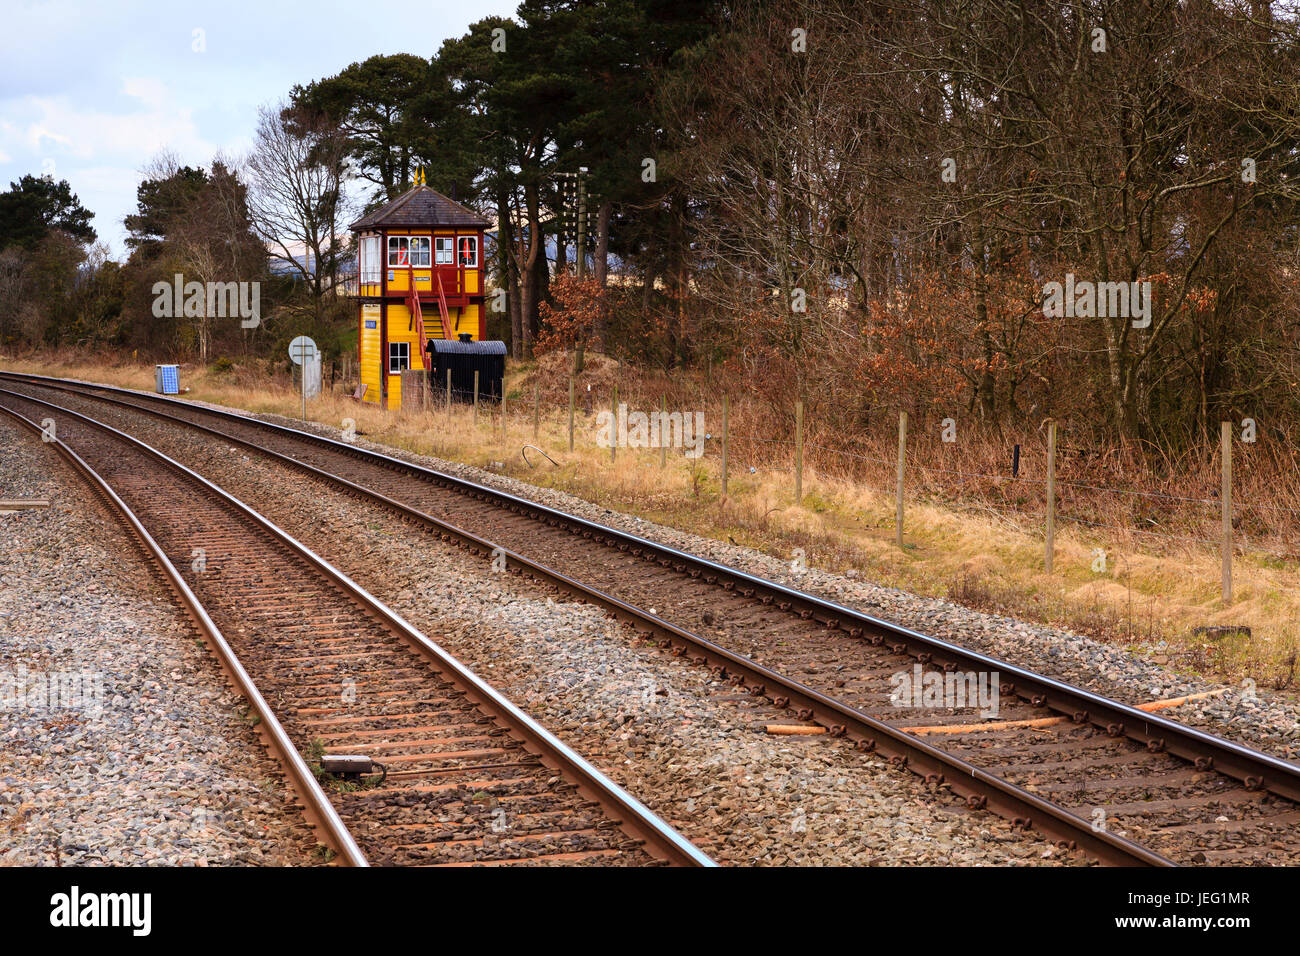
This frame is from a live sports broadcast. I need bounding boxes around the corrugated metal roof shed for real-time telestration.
[428,339,507,356]
[427,337,506,401]
[350,184,492,231]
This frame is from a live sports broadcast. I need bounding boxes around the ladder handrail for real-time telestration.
[435,268,454,336]
[407,265,431,373]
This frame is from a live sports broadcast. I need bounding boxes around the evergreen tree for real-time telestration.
[0,174,96,250]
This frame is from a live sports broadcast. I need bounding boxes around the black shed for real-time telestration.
[426,337,507,402]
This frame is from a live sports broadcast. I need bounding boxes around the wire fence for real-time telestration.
[393,377,1297,595]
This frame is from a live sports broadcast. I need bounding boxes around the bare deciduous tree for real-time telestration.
[245,101,354,323]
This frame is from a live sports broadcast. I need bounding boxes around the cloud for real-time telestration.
[0,0,522,257]
[0,78,218,255]
[2,81,213,163]
[121,77,172,111]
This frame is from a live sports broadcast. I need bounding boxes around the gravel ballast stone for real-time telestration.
[30,388,1084,865]
[0,417,321,866]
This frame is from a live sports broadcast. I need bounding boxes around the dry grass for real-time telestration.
[5,349,1298,693]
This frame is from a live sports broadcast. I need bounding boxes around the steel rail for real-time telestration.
[0,376,1187,865]
[0,400,369,866]
[0,385,712,868]
[9,372,1296,804]
[11,371,1296,804]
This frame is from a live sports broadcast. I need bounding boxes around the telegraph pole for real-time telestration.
[575,166,588,278]
[573,166,589,373]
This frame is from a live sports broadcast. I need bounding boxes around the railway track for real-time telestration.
[7,372,1300,865]
[0,385,710,868]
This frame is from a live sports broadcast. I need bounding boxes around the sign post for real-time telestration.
[289,335,319,422]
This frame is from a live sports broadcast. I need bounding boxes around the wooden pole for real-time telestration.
[611,385,618,463]
[1221,421,1233,603]
[533,385,540,442]
[1045,419,1057,573]
[794,399,804,503]
[473,369,479,427]
[576,168,588,277]
[721,394,729,498]
[660,395,667,468]
[568,376,575,452]
[446,368,452,419]
[573,168,588,375]
[895,411,907,546]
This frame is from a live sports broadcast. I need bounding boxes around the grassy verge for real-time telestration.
[5,353,1296,694]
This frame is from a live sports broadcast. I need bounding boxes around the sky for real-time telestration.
[0,0,518,258]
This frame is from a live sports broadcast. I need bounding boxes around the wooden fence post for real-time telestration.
[1046,419,1057,573]
[895,411,907,546]
[568,376,575,451]
[660,395,667,468]
[795,399,804,503]
[1222,421,1233,603]
[611,385,618,462]
[473,370,479,427]
[500,387,506,440]
[721,394,729,498]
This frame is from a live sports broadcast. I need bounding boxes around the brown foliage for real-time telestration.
[535,274,607,355]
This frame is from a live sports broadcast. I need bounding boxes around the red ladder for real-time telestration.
[406,266,432,372]
[435,269,456,335]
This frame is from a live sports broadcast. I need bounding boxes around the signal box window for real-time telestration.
[411,237,430,266]
[458,236,478,267]
[388,341,410,374]
[388,236,408,267]
[388,237,430,267]
[436,237,454,265]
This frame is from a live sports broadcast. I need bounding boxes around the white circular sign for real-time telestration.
[288,335,318,365]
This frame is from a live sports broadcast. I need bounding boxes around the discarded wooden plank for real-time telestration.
[764,724,827,736]
[1134,688,1229,712]
[903,715,1067,736]
[901,688,1230,736]
[0,499,51,510]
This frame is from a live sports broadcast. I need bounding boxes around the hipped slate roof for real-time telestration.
[349,184,492,231]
